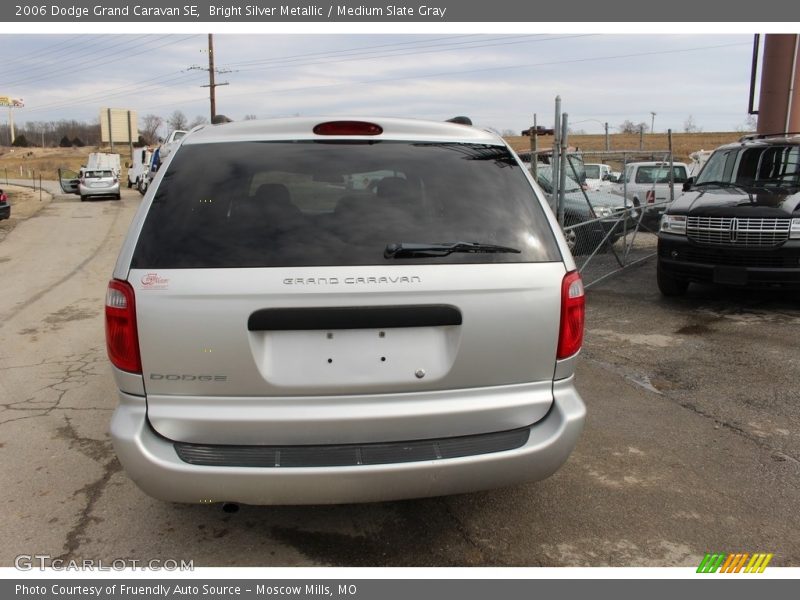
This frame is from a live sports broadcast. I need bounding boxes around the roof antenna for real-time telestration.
[446,116,472,126]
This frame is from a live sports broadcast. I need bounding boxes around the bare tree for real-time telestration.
[618,120,649,134]
[141,114,163,145]
[243,114,258,121]
[189,115,209,128]
[734,114,758,132]
[683,115,702,133]
[167,110,189,132]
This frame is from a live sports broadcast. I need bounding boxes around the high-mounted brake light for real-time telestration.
[557,271,585,360]
[313,121,383,136]
[105,279,141,373]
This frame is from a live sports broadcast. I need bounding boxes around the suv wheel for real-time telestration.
[657,261,689,296]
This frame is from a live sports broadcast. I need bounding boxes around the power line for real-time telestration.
[223,34,548,69]
[5,34,198,88]
[3,35,159,86]
[161,40,752,109]
[13,35,571,117]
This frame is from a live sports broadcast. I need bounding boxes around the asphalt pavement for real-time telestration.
[0,187,797,567]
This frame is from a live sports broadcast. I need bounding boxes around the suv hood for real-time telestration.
[669,189,800,216]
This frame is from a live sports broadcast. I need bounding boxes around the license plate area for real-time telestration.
[251,327,459,388]
[713,266,748,286]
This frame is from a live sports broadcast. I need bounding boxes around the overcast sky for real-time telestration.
[3,33,756,134]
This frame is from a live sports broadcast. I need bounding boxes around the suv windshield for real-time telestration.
[131,141,560,268]
[696,144,800,192]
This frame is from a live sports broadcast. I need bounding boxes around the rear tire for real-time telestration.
[80,195,86,202]
[115,193,121,200]
[657,262,689,296]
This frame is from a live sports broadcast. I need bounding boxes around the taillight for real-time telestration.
[646,190,655,204]
[557,271,585,359]
[105,280,141,373]
[313,121,383,136]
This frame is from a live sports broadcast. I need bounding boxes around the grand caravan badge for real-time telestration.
[283,276,422,286]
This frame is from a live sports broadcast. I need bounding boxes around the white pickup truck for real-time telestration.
[583,163,614,190]
[610,161,689,228]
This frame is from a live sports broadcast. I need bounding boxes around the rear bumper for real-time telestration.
[79,183,120,197]
[110,378,585,505]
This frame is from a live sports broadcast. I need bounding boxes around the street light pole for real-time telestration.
[650,111,657,134]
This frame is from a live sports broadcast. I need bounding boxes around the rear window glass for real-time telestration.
[634,165,688,184]
[584,165,600,179]
[85,170,113,178]
[131,141,560,268]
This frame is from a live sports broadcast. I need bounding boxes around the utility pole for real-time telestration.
[189,34,230,122]
[207,34,217,121]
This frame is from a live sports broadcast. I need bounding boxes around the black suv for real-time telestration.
[657,133,800,295]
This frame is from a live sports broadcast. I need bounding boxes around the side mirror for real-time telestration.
[682,177,694,192]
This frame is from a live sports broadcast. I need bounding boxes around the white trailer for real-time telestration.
[85,152,121,175]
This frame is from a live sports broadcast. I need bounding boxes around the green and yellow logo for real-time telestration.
[697,552,773,573]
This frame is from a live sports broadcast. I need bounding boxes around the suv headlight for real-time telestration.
[594,206,614,218]
[660,214,687,235]
[791,218,800,239]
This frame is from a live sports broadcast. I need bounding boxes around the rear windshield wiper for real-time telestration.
[384,241,521,259]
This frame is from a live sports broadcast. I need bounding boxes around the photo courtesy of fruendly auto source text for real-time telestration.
[0,0,799,597]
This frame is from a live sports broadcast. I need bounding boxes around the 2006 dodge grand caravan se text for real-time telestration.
[107,117,586,505]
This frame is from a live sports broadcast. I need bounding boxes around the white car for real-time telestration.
[106,116,586,505]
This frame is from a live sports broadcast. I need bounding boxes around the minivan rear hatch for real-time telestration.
[128,137,567,443]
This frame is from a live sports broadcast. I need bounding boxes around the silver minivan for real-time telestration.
[107,117,586,505]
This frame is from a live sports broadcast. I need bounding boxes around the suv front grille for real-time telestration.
[687,216,791,247]
[174,428,530,468]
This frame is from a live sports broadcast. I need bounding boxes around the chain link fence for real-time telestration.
[526,140,683,287]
